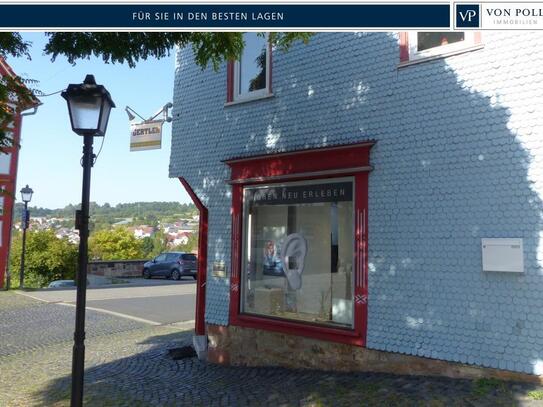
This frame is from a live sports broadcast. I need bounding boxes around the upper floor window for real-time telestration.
[227,33,271,103]
[400,32,481,64]
[416,32,465,52]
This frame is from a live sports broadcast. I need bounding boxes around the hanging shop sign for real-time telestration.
[129,120,163,151]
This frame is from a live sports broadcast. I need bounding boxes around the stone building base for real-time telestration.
[206,324,543,384]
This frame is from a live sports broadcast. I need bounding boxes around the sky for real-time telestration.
[7,32,191,209]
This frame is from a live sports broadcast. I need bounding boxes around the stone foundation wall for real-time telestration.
[88,260,147,278]
[206,324,543,384]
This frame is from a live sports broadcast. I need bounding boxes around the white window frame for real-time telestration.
[233,33,271,103]
[408,31,477,62]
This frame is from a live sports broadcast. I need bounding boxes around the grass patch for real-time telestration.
[472,378,504,396]
[528,390,543,400]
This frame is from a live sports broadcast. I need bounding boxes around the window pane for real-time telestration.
[241,179,354,328]
[239,33,267,94]
[417,32,465,51]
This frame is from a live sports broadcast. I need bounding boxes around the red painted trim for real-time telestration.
[227,142,375,182]
[226,142,373,346]
[0,59,39,288]
[226,61,234,103]
[355,172,369,344]
[0,113,22,289]
[235,314,363,346]
[179,178,208,336]
[228,184,243,319]
[399,32,410,62]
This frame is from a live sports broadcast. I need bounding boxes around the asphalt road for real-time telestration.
[20,278,196,325]
[85,294,196,324]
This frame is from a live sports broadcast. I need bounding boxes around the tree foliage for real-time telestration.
[0,32,312,146]
[89,227,145,260]
[16,200,196,218]
[0,71,37,151]
[141,231,169,258]
[9,229,78,288]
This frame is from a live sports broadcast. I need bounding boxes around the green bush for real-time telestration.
[9,230,78,288]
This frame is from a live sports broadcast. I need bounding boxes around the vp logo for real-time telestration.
[460,9,477,22]
[456,4,480,28]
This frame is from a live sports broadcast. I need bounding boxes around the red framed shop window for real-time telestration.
[225,141,374,346]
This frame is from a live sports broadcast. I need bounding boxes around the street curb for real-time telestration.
[13,290,58,303]
[166,320,197,330]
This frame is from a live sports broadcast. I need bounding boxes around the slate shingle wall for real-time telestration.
[170,32,543,374]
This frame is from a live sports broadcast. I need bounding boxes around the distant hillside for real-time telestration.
[13,201,197,229]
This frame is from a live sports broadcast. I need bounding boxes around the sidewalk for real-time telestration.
[2,291,543,406]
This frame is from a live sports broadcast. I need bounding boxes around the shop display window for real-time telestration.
[241,178,355,327]
[226,142,373,346]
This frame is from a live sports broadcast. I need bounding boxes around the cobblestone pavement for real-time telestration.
[1,291,543,406]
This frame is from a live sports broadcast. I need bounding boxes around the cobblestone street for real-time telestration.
[1,291,543,406]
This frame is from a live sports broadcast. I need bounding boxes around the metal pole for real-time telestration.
[70,134,94,407]
[19,202,28,289]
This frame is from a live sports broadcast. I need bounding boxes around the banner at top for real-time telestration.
[0,4,450,29]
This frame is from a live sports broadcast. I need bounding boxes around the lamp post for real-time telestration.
[61,75,114,407]
[19,184,33,289]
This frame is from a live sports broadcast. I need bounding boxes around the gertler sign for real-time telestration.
[130,120,163,151]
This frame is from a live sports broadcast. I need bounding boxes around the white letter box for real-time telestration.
[481,238,523,273]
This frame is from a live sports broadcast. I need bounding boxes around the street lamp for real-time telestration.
[19,184,33,289]
[61,74,115,407]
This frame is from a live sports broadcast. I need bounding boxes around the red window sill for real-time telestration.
[231,313,365,347]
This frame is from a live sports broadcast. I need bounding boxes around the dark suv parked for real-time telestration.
[142,252,198,280]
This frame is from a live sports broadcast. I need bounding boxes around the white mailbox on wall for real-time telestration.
[481,238,524,273]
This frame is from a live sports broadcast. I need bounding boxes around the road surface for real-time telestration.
[20,278,196,325]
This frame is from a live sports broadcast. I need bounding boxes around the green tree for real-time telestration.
[143,213,158,227]
[9,229,78,288]
[0,32,312,146]
[141,236,154,258]
[89,227,144,260]
[145,231,169,258]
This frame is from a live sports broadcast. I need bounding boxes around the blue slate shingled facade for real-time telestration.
[170,32,543,375]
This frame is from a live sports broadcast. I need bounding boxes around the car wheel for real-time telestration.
[143,269,151,279]
[172,270,181,281]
